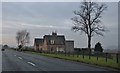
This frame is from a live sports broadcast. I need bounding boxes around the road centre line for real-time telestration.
[18,57,22,59]
[14,54,35,66]
[27,62,36,66]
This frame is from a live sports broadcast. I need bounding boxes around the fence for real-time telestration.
[16,48,119,64]
[42,51,119,64]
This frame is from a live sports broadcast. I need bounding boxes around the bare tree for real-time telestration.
[71,1,107,51]
[16,30,30,50]
[16,32,21,46]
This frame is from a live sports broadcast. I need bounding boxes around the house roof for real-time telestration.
[44,35,65,45]
[34,38,44,45]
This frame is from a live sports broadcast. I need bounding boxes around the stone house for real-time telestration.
[34,38,44,52]
[34,32,74,53]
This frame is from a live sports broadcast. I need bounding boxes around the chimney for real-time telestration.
[52,32,57,36]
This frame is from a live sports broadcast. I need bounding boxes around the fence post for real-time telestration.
[73,53,74,57]
[68,52,70,56]
[97,53,98,61]
[89,52,91,59]
[116,53,119,63]
[77,53,79,57]
[67,52,68,56]
[82,51,84,59]
[105,53,108,62]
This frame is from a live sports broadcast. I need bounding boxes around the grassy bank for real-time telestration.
[25,51,119,70]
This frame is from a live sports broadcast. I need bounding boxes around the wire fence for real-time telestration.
[42,51,119,64]
[13,48,119,64]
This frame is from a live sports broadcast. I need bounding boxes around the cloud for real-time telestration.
[2,2,80,25]
[3,20,71,30]
[2,0,120,2]
[2,2,118,49]
[21,23,70,29]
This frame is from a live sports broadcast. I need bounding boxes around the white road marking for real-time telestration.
[18,57,22,60]
[14,55,16,56]
[27,62,35,66]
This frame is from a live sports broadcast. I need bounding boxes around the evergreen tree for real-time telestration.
[94,42,103,53]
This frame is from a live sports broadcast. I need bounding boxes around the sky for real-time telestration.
[1,2,118,49]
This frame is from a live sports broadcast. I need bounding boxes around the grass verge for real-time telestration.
[25,51,120,70]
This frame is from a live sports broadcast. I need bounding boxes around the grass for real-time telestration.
[24,51,119,70]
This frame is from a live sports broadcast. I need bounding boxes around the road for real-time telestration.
[2,49,114,72]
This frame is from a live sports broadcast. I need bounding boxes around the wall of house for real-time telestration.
[65,41,74,53]
[42,40,48,52]
[38,44,43,52]
[34,44,39,51]
[47,45,65,52]
[34,45,37,51]
[56,45,65,52]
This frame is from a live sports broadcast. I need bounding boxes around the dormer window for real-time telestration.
[51,40,55,44]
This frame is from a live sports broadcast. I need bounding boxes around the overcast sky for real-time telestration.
[1,2,118,49]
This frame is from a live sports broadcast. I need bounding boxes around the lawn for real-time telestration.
[25,51,119,70]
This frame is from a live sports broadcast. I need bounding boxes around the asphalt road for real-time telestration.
[2,49,113,71]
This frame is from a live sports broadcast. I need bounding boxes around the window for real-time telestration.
[51,40,55,44]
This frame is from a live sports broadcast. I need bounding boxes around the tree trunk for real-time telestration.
[88,36,91,48]
[88,36,91,53]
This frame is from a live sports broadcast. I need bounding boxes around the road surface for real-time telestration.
[2,49,114,72]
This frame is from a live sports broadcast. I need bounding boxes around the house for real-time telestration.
[34,38,44,52]
[34,32,74,53]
